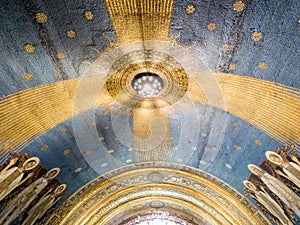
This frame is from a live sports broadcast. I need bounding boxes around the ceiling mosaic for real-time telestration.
[0,0,299,224]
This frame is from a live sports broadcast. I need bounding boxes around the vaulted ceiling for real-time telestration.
[0,0,299,224]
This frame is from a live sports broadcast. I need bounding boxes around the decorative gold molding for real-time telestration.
[105,199,205,225]
[46,163,270,225]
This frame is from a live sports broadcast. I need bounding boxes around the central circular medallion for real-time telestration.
[131,72,163,98]
[105,49,189,108]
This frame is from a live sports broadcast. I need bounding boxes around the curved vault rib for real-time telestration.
[103,197,215,225]
[45,163,270,225]
[0,73,299,157]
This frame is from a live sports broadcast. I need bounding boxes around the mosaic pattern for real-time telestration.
[46,163,270,225]
[0,1,299,224]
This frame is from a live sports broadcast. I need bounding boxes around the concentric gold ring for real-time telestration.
[106,50,188,108]
[46,163,271,225]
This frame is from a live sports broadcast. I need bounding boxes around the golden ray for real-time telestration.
[105,0,173,45]
[0,79,113,157]
[188,73,300,146]
[132,99,173,161]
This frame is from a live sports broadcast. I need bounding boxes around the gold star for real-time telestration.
[60,127,67,132]
[207,22,216,31]
[40,144,48,151]
[36,12,47,23]
[234,144,241,150]
[23,73,33,80]
[77,134,84,138]
[67,30,76,39]
[233,1,245,12]
[186,5,195,14]
[54,73,62,79]
[232,121,239,127]
[254,139,262,146]
[225,163,232,169]
[251,32,263,41]
[101,163,108,168]
[258,62,268,70]
[75,167,82,173]
[229,64,236,71]
[221,44,230,51]
[57,52,65,59]
[85,150,93,155]
[63,149,71,155]
[201,132,207,137]
[212,146,219,151]
[84,11,94,20]
[24,44,36,53]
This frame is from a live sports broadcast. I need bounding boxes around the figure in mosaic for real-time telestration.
[290,155,300,166]
[0,157,18,176]
[0,168,60,225]
[243,180,293,225]
[266,151,300,188]
[0,157,39,201]
[248,164,300,217]
[22,184,66,225]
